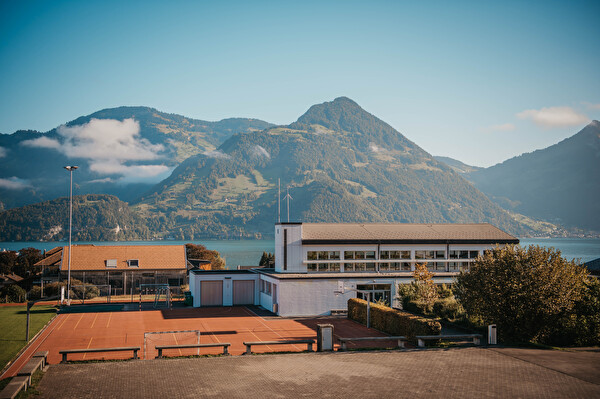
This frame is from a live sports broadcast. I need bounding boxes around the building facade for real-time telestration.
[189,222,519,316]
[35,245,188,296]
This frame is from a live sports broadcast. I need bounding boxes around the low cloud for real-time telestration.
[483,123,515,132]
[0,177,31,190]
[58,118,163,161]
[87,177,115,184]
[517,106,589,128]
[203,150,232,160]
[251,145,270,159]
[89,160,171,178]
[0,147,6,158]
[21,118,168,180]
[21,136,61,149]
[369,142,386,153]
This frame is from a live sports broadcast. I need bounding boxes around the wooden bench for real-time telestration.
[338,336,407,351]
[16,356,44,385]
[32,351,49,368]
[59,346,141,363]
[330,309,347,315]
[416,334,482,347]
[155,343,231,359]
[0,376,29,399]
[243,339,314,355]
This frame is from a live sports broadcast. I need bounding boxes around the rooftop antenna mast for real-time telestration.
[278,178,281,223]
[283,187,293,222]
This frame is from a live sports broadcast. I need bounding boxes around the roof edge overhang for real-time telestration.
[59,268,187,272]
[302,239,520,245]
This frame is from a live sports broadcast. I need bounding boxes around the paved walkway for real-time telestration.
[37,347,600,398]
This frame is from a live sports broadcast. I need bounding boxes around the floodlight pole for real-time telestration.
[64,165,78,305]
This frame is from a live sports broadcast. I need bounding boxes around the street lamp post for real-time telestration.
[64,165,78,304]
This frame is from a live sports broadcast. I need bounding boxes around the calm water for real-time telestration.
[1,237,598,269]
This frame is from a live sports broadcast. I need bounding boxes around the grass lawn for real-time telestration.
[0,305,57,371]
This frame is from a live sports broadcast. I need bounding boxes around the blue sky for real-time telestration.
[0,0,598,167]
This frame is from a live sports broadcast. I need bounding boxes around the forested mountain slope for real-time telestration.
[0,194,149,241]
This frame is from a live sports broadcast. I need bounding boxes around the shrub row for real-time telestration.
[348,298,441,339]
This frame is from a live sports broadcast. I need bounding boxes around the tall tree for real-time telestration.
[454,245,590,344]
[185,243,225,270]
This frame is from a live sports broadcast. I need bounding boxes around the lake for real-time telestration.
[1,237,598,269]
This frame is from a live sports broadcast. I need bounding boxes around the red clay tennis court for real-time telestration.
[3,306,394,378]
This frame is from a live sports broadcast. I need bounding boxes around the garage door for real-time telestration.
[233,280,255,305]
[201,281,223,306]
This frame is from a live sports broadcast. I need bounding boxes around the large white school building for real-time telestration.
[189,222,519,316]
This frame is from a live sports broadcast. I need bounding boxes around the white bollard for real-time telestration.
[488,324,497,345]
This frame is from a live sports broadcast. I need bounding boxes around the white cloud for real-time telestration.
[87,177,115,184]
[203,150,232,160]
[483,123,515,132]
[369,142,386,153]
[89,160,170,177]
[517,106,589,128]
[251,145,270,159]
[21,118,168,180]
[21,136,61,149]
[0,177,31,190]
[57,118,163,161]
[0,147,6,158]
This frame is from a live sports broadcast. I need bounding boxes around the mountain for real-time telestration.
[0,194,150,241]
[134,97,525,238]
[466,121,600,231]
[434,156,482,174]
[0,107,272,209]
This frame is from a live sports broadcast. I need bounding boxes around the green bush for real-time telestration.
[41,278,99,299]
[43,281,64,298]
[432,297,464,320]
[348,298,441,340]
[437,284,453,299]
[28,286,42,300]
[72,284,99,300]
[2,284,26,303]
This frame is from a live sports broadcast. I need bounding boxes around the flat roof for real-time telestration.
[190,269,256,275]
[256,270,458,280]
[301,223,519,245]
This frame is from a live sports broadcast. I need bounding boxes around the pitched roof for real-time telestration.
[1,273,24,283]
[34,249,63,267]
[59,245,187,271]
[301,223,518,244]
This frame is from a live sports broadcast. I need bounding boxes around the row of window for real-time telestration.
[259,280,272,296]
[306,250,481,261]
[305,262,471,272]
[105,259,139,268]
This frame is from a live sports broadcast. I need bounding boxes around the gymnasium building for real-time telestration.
[189,222,519,316]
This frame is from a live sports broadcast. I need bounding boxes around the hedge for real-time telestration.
[348,298,441,339]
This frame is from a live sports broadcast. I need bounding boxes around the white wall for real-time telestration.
[275,224,303,273]
[275,275,459,317]
[190,273,258,307]
[258,274,279,312]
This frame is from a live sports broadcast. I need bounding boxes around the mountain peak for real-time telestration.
[296,97,382,133]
